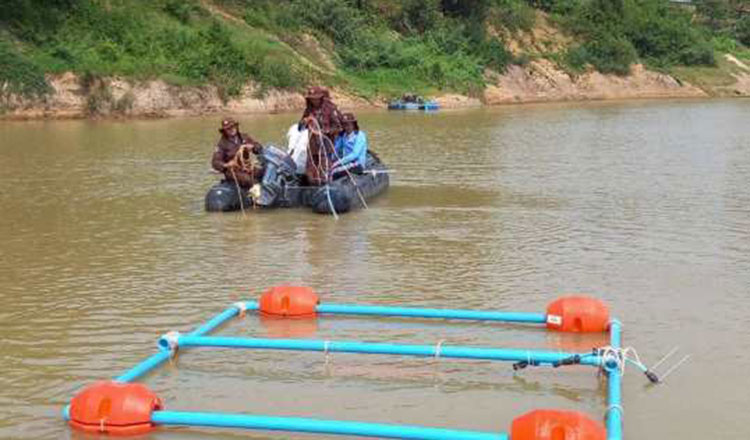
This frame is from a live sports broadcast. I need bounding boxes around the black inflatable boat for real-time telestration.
[205,146,389,215]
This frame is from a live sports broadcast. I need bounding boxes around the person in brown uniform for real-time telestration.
[211,118,264,189]
[299,86,343,185]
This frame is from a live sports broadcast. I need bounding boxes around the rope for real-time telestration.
[598,346,626,375]
[323,340,332,365]
[303,116,338,217]
[228,143,261,215]
[324,132,368,210]
[434,339,446,360]
[230,167,246,216]
[597,345,651,376]
[605,403,624,418]
[161,331,181,358]
[325,184,339,220]
[307,116,368,210]
[233,302,247,318]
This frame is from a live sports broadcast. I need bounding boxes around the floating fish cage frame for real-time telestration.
[63,286,655,440]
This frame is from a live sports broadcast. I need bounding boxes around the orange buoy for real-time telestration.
[69,381,162,435]
[259,286,319,317]
[512,409,606,440]
[546,296,609,333]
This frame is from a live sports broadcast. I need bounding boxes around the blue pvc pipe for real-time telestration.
[192,302,258,336]
[115,303,253,383]
[162,335,602,367]
[316,304,546,324]
[151,410,507,440]
[607,319,623,440]
[115,350,172,383]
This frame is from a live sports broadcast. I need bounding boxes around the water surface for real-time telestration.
[1,99,749,439]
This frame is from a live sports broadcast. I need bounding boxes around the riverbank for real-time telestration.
[2,57,748,121]
[3,1,749,120]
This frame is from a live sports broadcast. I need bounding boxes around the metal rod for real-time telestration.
[151,410,508,440]
[315,304,547,324]
[606,319,623,440]
[161,335,602,367]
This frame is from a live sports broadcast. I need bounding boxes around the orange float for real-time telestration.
[512,409,606,440]
[259,286,319,317]
[68,381,162,435]
[546,296,609,333]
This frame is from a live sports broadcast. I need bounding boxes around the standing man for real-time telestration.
[299,86,343,185]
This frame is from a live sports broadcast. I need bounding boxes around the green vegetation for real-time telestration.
[0,0,310,102]
[236,0,522,97]
[0,38,51,103]
[542,0,717,75]
[0,0,747,104]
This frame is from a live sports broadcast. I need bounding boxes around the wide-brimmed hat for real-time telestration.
[305,86,328,99]
[341,112,359,130]
[219,117,239,132]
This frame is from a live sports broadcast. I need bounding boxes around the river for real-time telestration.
[1,99,749,439]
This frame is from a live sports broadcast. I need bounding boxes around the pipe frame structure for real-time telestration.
[63,299,625,440]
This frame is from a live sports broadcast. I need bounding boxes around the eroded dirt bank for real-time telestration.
[3,58,749,120]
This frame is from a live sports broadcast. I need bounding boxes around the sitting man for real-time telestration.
[211,117,264,189]
[331,112,367,180]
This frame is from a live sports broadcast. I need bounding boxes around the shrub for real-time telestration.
[489,0,536,32]
[0,39,51,102]
[737,16,750,47]
[564,45,590,73]
[559,0,716,72]
[584,34,638,75]
[479,37,515,71]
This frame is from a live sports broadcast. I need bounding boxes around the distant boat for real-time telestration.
[387,100,440,111]
[388,94,439,111]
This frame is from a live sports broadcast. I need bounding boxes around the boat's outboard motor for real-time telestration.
[254,145,298,207]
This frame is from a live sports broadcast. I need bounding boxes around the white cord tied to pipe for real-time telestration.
[598,346,645,376]
[161,331,181,358]
[434,339,446,361]
[323,340,332,365]
[233,301,247,318]
[605,403,624,418]
[598,346,625,375]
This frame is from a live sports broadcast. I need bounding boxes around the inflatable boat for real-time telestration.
[387,100,439,111]
[205,146,389,215]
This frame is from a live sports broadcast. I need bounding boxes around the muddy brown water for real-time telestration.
[1,99,749,439]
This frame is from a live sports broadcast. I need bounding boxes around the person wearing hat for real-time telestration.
[211,117,264,189]
[299,86,343,185]
[330,112,368,180]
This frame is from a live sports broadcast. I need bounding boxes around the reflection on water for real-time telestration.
[1,99,749,439]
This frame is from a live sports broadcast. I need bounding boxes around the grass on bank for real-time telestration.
[1,0,748,106]
[0,0,311,103]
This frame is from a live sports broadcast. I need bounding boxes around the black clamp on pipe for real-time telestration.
[512,360,540,371]
[552,354,581,368]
